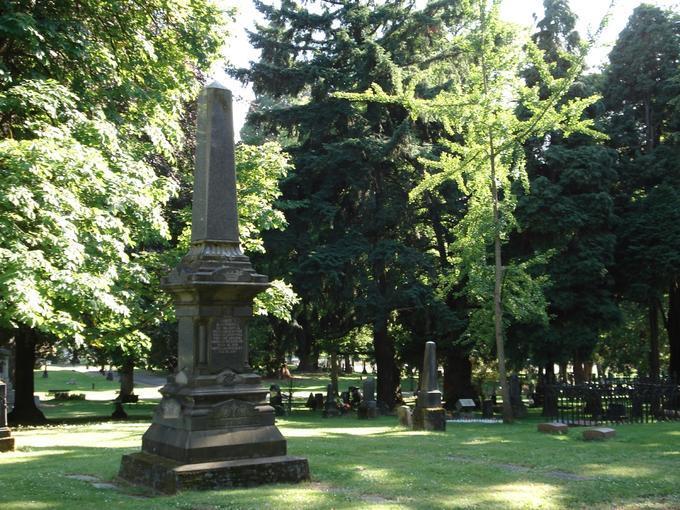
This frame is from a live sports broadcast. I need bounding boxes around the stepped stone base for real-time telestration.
[412,407,446,431]
[119,452,309,494]
[0,428,14,452]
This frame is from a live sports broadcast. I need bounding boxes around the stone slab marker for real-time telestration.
[583,427,616,441]
[413,341,446,431]
[0,381,15,452]
[537,422,568,434]
[358,376,378,419]
[119,83,309,493]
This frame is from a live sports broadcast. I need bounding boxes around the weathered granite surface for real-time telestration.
[119,83,308,490]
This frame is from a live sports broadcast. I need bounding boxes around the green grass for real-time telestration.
[2,411,680,509]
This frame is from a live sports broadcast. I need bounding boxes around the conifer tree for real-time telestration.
[235,0,467,408]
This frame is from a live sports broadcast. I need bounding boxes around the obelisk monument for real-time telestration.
[413,341,446,431]
[119,83,309,493]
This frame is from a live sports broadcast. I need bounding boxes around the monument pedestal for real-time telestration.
[413,342,446,432]
[118,83,308,492]
[412,407,446,431]
[0,427,14,452]
[120,452,309,494]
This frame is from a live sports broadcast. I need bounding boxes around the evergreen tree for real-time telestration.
[603,4,680,380]
[235,0,467,408]
[509,0,619,384]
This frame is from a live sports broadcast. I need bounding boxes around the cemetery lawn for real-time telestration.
[2,414,680,509]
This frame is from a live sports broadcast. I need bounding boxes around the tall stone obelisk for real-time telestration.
[413,341,446,431]
[119,83,309,493]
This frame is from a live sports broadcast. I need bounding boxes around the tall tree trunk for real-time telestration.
[480,3,511,423]
[295,312,316,372]
[118,357,135,402]
[373,316,398,410]
[8,328,46,425]
[329,351,339,394]
[667,280,680,382]
[443,347,477,409]
[649,299,660,382]
[343,354,353,374]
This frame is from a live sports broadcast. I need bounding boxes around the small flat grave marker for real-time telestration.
[583,427,616,441]
[537,422,568,434]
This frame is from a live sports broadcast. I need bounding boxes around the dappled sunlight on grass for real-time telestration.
[2,413,680,509]
[460,436,514,445]
[582,464,654,478]
[4,502,55,510]
[487,482,560,508]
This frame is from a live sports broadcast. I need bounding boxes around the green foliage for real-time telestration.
[0,0,229,370]
[338,0,599,347]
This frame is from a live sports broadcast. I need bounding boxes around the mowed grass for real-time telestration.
[2,411,680,509]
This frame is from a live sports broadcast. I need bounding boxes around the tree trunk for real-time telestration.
[329,351,339,394]
[649,299,660,382]
[666,280,680,383]
[343,354,353,374]
[118,357,136,402]
[443,347,477,409]
[573,359,586,384]
[480,4,511,423]
[295,313,316,372]
[373,316,398,410]
[8,328,46,425]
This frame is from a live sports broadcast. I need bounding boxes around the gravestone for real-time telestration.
[397,406,413,427]
[0,381,14,452]
[583,427,616,441]
[0,348,13,409]
[358,377,378,419]
[509,375,527,418]
[119,83,309,493]
[269,384,285,417]
[481,399,495,419]
[455,399,476,419]
[537,422,568,434]
[413,342,446,431]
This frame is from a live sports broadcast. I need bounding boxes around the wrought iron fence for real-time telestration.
[544,378,680,425]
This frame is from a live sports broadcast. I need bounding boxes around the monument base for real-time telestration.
[413,407,446,431]
[0,427,14,452]
[119,452,310,494]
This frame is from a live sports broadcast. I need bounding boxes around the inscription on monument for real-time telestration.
[211,317,243,354]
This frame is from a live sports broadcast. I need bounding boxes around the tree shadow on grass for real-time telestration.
[3,420,680,509]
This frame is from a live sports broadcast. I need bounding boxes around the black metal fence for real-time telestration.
[544,378,680,425]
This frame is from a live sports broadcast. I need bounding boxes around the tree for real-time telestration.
[603,4,680,381]
[509,0,619,383]
[0,0,227,423]
[235,0,469,409]
[340,0,600,421]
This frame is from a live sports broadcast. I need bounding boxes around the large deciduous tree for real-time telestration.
[0,0,227,423]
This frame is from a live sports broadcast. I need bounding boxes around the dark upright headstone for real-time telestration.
[358,377,378,419]
[269,384,285,416]
[119,83,309,493]
[322,384,340,417]
[413,341,446,431]
[0,381,15,452]
[509,375,527,418]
